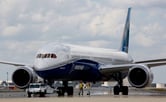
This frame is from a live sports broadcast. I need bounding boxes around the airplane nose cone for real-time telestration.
[34,43,71,70]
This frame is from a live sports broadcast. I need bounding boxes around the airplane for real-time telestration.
[0,8,166,96]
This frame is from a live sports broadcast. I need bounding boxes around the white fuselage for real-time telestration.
[34,43,133,71]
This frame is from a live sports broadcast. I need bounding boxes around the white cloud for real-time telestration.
[132,22,164,47]
[2,24,24,36]
[94,0,166,8]
[31,13,45,23]
[0,0,29,17]
[84,40,111,48]
[143,23,162,35]
[2,41,43,53]
[134,34,154,47]
[0,0,16,17]
[89,9,125,36]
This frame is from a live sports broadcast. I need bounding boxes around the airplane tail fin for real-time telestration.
[120,8,131,53]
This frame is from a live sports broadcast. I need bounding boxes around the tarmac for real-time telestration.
[1,96,166,102]
[1,87,166,102]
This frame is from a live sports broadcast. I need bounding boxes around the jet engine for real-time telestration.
[128,64,153,88]
[12,66,37,89]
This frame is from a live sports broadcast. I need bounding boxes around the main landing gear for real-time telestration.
[113,73,128,95]
[57,81,74,97]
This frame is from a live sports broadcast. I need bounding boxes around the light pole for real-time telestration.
[7,72,8,83]
[7,72,9,89]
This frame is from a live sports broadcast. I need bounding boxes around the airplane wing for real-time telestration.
[135,58,166,67]
[99,58,166,75]
[135,58,166,63]
[0,61,26,66]
[99,64,133,74]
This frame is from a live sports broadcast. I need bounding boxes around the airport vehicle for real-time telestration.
[0,8,166,96]
[26,83,47,97]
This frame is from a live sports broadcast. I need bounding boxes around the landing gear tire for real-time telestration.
[27,92,31,98]
[112,72,129,95]
[57,86,74,97]
[113,86,128,95]
[57,87,65,97]
[113,86,120,95]
[122,86,128,95]
[67,87,74,96]
[39,93,46,97]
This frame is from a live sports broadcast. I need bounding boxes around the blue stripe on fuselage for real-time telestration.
[35,59,102,81]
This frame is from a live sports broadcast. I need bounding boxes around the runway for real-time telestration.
[0,96,166,102]
[1,87,166,97]
[1,87,166,102]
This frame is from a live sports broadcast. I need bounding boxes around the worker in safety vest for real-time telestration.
[86,82,91,96]
[78,81,84,96]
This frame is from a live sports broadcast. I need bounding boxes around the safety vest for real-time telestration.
[79,83,83,89]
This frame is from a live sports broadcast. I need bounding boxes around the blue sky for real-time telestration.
[0,0,166,83]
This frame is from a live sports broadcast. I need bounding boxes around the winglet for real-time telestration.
[120,8,131,53]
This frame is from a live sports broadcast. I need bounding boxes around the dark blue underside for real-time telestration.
[35,59,102,81]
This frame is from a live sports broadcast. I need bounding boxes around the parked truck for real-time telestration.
[26,83,47,97]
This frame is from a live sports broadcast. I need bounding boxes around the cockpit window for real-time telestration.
[36,53,57,59]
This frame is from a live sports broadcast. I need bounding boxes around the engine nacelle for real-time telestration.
[12,66,37,89]
[128,64,153,88]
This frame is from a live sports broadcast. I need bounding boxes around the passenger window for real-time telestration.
[47,54,51,58]
[36,53,57,59]
[36,54,41,58]
[51,54,57,58]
